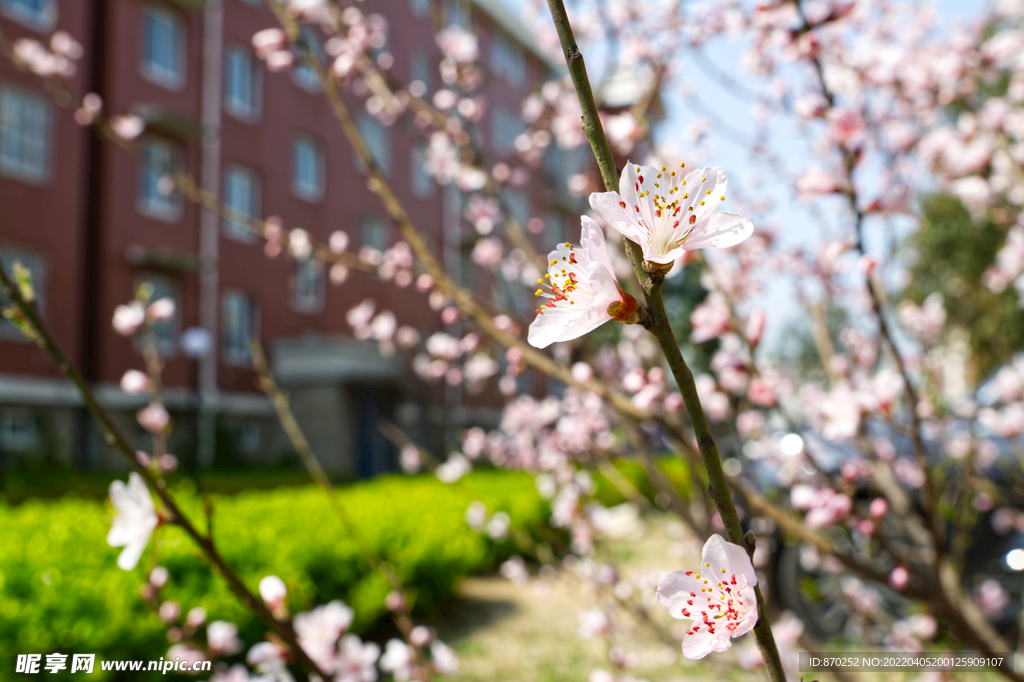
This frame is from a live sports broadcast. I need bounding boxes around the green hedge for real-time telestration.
[0,471,547,680]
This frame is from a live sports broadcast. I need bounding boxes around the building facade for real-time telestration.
[0,0,588,476]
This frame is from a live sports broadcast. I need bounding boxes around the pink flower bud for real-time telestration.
[137,403,170,435]
[150,566,169,588]
[259,575,287,610]
[409,625,433,647]
[121,369,152,395]
[159,600,181,624]
[869,498,888,518]
[112,302,145,336]
[186,607,207,629]
[888,566,909,591]
[385,591,406,612]
[146,298,175,322]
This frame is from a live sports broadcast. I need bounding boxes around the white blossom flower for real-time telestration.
[589,162,753,266]
[379,639,415,682]
[528,217,637,349]
[294,600,354,672]
[429,640,459,674]
[334,634,380,682]
[207,621,243,656]
[107,472,159,570]
[259,575,288,610]
[112,301,145,336]
[657,534,758,659]
[436,453,471,483]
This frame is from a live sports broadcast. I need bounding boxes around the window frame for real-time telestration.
[356,114,391,177]
[134,274,180,357]
[221,289,259,366]
[0,83,52,185]
[137,136,183,222]
[0,0,56,32]
[359,215,390,252]
[410,144,435,200]
[490,33,525,88]
[222,164,261,242]
[291,134,325,202]
[224,43,261,121]
[140,4,186,91]
[292,257,325,314]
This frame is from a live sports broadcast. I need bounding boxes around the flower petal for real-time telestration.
[580,216,617,286]
[701,534,758,589]
[684,212,754,251]
[682,627,733,659]
[657,570,707,619]
[589,192,646,245]
[117,538,148,571]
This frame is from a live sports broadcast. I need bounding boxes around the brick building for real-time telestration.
[0,0,585,476]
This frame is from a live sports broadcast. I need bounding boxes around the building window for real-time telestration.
[0,85,51,184]
[222,290,258,364]
[1,0,55,30]
[0,246,44,340]
[410,51,432,97]
[292,135,324,201]
[500,187,530,229]
[446,0,470,28]
[360,216,389,251]
[490,34,525,88]
[410,145,434,199]
[224,45,260,120]
[491,105,523,156]
[0,409,39,452]
[141,5,185,89]
[410,0,430,16]
[223,165,260,241]
[138,137,181,220]
[293,258,324,313]
[291,26,323,92]
[136,275,179,356]
[356,114,391,176]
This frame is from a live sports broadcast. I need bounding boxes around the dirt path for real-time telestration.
[427,516,722,682]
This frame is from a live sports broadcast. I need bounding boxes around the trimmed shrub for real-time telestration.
[0,471,546,680]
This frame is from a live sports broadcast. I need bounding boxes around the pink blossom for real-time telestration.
[120,369,152,395]
[294,600,354,674]
[690,293,732,343]
[657,534,759,659]
[796,167,847,199]
[110,115,145,141]
[436,26,478,64]
[258,575,287,611]
[471,237,503,267]
[107,473,158,571]
[429,641,459,673]
[166,645,206,670]
[889,566,909,591]
[529,218,635,349]
[146,298,175,323]
[379,639,415,681]
[974,578,1009,618]
[747,378,776,407]
[590,162,753,266]
[137,403,170,434]
[112,302,145,336]
[159,600,180,624]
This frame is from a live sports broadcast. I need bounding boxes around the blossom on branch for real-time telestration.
[106,472,159,570]
[528,217,638,348]
[657,534,758,659]
[589,162,753,266]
